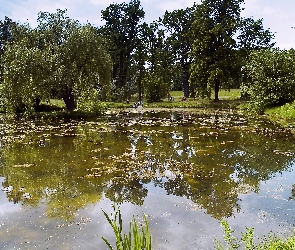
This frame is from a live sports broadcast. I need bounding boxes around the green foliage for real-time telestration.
[77,89,107,115]
[215,220,295,250]
[215,220,242,249]
[243,48,295,113]
[0,17,16,83]
[144,72,169,102]
[102,205,151,250]
[1,23,51,113]
[238,18,275,50]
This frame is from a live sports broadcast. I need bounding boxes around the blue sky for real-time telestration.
[0,0,294,49]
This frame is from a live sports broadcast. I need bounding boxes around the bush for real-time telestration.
[242,48,295,113]
[76,89,107,115]
[144,72,169,103]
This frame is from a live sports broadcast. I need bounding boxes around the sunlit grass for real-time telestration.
[265,101,295,127]
[47,99,66,108]
[169,89,241,100]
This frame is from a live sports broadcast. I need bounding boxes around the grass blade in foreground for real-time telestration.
[102,205,152,250]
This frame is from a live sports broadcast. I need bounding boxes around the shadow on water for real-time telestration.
[0,111,295,249]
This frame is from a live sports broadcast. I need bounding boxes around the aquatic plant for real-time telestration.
[102,205,151,250]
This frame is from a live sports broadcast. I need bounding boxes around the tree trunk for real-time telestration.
[138,68,143,102]
[214,80,220,101]
[62,88,76,111]
[183,75,189,98]
[182,62,190,98]
[34,97,41,112]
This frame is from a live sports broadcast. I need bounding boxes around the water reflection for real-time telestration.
[0,111,294,222]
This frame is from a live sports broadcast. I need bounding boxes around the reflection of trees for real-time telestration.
[1,141,103,220]
[0,114,294,220]
[290,184,295,200]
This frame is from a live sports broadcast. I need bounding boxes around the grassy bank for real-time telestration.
[5,90,295,130]
[265,101,295,128]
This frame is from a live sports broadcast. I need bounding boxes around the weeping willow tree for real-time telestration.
[1,9,112,114]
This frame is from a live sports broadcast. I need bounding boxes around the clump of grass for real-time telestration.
[215,219,295,250]
[102,205,151,250]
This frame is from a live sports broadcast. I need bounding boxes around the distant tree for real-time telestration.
[238,18,275,50]
[130,22,149,102]
[190,0,244,101]
[37,9,112,110]
[160,5,197,98]
[100,0,145,101]
[237,17,275,94]
[144,22,172,102]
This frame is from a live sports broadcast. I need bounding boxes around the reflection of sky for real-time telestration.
[230,165,295,238]
[0,178,21,215]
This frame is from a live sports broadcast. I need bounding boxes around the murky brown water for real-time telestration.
[0,110,295,249]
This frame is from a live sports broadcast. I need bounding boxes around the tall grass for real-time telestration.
[101,205,151,250]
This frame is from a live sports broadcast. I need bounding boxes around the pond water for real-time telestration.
[0,110,295,249]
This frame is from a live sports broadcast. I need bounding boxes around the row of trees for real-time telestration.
[0,0,285,114]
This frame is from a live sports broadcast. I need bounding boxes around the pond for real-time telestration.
[0,110,295,249]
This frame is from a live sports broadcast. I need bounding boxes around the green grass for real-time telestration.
[169,89,241,100]
[215,220,295,250]
[102,205,151,250]
[107,89,243,109]
[2,89,244,119]
[100,209,295,250]
[265,101,295,127]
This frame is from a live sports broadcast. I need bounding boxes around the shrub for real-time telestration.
[243,48,295,113]
[144,72,169,103]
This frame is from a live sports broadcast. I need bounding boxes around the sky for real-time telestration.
[0,0,294,49]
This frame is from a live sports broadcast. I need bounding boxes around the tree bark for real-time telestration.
[181,60,190,98]
[214,80,220,101]
[62,88,76,111]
